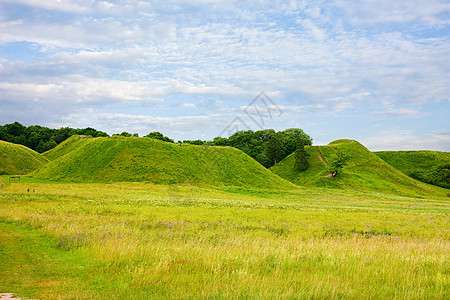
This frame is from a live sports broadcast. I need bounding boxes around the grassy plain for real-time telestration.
[0,179,449,299]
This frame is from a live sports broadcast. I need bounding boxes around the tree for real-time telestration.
[212,136,229,146]
[0,122,110,152]
[145,131,174,143]
[265,134,285,166]
[120,131,132,137]
[280,128,312,146]
[183,139,205,145]
[327,150,349,177]
[430,163,450,188]
[294,142,309,171]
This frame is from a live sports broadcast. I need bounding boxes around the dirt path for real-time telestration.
[316,147,329,166]
[0,294,25,300]
[0,294,36,300]
[317,147,334,177]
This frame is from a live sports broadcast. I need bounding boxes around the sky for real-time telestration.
[0,0,449,151]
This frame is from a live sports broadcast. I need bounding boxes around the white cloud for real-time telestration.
[331,0,450,27]
[371,108,427,119]
[361,131,450,151]
[182,103,196,108]
[2,0,91,14]
[0,0,449,148]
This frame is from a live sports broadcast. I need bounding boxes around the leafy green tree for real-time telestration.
[210,128,311,168]
[327,150,350,177]
[280,128,312,146]
[145,131,174,143]
[294,143,310,171]
[265,134,285,166]
[0,122,109,152]
[183,139,205,145]
[212,137,229,146]
[431,164,450,188]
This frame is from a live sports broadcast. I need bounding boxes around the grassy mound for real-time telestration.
[43,135,93,160]
[0,140,49,175]
[271,139,449,197]
[375,150,450,188]
[33,137,292,189]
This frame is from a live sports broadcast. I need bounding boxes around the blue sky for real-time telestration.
[0,0,449,150]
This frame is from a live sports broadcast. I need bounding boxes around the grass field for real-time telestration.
[1,179,449,299]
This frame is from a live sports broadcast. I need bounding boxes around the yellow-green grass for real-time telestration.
[33,136,293,189]
[0,140,49,176]
[271,139,449,198]
[376,150,450,188]
[43,135,93,161]
[0,181,449,299]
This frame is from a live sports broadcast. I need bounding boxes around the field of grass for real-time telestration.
[1,180,449,299]
[0,140,49,176]
[376,150,450,189]
[271,140,449,198]
[34,136,292,189]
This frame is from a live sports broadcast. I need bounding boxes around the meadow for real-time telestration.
[0,178,449,299]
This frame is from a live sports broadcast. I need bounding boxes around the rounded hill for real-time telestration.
[33,136,293,189]
[271,139,449,197]
[0,140,49,175]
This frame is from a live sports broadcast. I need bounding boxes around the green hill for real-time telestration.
[0,140,49,175]
[271,139,449,197]
[375,150,450,188]
[33,136,293,189]
[43,135,93,160]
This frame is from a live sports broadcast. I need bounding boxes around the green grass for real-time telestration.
[0,221,96,299]
[0,140,49,176]
[33,136,293,189]
[376,150,450,188]
[271,139,449,198]
[43,135,93,161]
[0,182,449,299]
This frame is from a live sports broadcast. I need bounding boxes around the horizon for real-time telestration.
[2,120,449,153]
[0,1,449,151]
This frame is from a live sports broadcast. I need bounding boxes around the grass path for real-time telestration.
[0,222,95,299]
[316,147,329,167]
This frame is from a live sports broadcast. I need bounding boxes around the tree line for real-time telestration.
[0,122,108,153]
[182,128,312,168]
[0,122,312,169]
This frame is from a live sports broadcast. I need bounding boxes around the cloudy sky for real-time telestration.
[0,0,449,150]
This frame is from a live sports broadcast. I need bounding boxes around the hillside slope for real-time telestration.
[43,135,92,160]
[271,139,449,197]
[375,151,450,189]
[33,137,293,189]
[0,140,49,175]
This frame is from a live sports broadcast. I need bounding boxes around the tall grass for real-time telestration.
[1,182,449,298]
